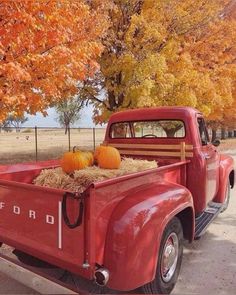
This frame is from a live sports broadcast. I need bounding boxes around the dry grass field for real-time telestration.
[0,128,106,165]
[0,127,235,165]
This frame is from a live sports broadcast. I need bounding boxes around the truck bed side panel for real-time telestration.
[92,163,186,265]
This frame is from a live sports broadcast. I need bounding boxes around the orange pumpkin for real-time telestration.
[83,151,94,166]
[94,145,106,163]
[61,148,89,174]
[97,146,121,169]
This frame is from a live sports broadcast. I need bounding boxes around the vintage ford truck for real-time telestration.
[0,107,234,294]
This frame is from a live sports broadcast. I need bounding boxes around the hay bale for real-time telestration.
[33,158,157,192]
[120,157,157,173]
[33,167,78,191]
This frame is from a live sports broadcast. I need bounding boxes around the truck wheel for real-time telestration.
[221,181,230,213]
[141,217,183,294]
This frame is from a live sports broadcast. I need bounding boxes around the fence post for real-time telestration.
[93,128,96,151]
[35,126,38,162]
[68,125,71,151]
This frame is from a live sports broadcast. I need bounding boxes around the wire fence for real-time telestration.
[0,126,106,164]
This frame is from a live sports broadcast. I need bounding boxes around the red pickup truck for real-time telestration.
[0,107,234,294]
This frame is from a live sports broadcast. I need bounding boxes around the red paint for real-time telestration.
[214,154,234,203]
[0,107,234,291]
[103,182,193,290]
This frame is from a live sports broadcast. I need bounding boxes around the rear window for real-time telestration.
[110,120,185,138]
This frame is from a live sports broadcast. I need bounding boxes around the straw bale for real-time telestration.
[33,158,157,192]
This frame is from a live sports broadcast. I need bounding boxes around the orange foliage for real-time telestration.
[185,2,236,127]
[0,0,108,121]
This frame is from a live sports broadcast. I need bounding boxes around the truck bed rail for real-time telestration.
[105,142,193,161]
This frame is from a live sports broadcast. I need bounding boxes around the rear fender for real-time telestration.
[214,154,234,203]
[103,181,194,291]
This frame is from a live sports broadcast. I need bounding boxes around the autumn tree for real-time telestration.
[82,0,235,126]
[186,0,236,138]
[0,0,108,122]
[55,96,83,134]
[0,118,10,133]
[6,114,28,132]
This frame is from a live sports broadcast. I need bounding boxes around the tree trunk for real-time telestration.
[164,128,177,137]
[221,128,226,139]
[163,124,183,137]
[211,129,217,142]
[228,130,233,138]
[107,90,117,111]
[65,124,69,135]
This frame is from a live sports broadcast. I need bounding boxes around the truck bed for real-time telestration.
[0,159,187,280]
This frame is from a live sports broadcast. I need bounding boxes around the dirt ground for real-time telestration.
[0,150,235,294]
[218,138,236,152]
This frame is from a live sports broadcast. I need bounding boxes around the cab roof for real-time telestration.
[108,107,201,123]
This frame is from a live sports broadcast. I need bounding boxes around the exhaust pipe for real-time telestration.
[94,268,110,286]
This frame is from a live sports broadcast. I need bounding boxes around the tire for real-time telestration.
[221,181,230,213]
[141,217,183,294]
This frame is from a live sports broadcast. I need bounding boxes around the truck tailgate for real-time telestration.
[0,176,91,279]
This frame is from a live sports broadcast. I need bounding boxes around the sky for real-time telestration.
[23,104,99,128]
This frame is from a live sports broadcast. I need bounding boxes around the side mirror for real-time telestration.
[212,139,220,147]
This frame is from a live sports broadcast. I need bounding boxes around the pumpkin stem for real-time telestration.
[73,146,78,153]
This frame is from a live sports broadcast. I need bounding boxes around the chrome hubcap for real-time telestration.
[161,232,179,282]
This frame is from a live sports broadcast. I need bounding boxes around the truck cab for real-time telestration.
[105,107,234,217]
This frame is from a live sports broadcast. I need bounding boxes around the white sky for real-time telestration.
[23,104,99,128]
